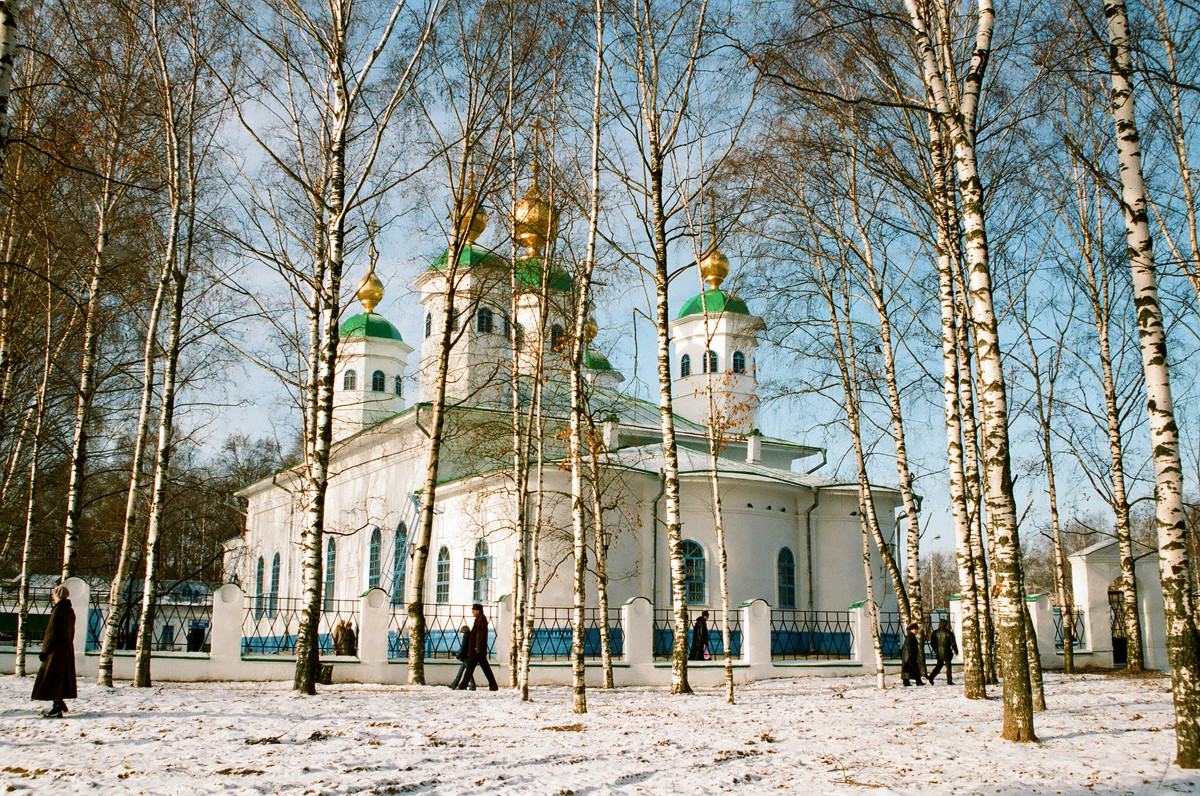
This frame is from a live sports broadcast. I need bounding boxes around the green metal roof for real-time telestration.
[428,247,572,293]
[339,312,403,341]
[513,256,572,292]
[430,244,506,271]
[677,289,750,319]
[585,349,613,371]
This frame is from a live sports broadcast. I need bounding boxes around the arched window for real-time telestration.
[733,351,746,374]
[269,553,281,617]
[392,522,407,605]
[550,324,565,351]
[680,354,691,378]
[502,313,511,339]
[703,350,718,374]
[371,370,386,392]
[682,540,705,604]
[450,307,459,331]
[368,527,382,590]
[514,323,525,351]
[436,547,450,604]
[477,307,494,334]
[473,539,491,603]
[343,369,357,391]
[323,538,337,611]
[394,375,403,397]
[254,556,265,619]
[778,547,796,609]
[425,313,432,338]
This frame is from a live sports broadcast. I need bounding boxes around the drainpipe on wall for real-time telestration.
[803,486,821,610]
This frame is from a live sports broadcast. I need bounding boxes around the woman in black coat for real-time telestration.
[689,611,710,661]
[31,585,77,718]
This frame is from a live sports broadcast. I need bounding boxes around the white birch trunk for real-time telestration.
[15,274,56,678]
[1103,0,1200,764]
[903,0,1036,740]
[928,113,986,698]
[98,252,172,688]
[588,444,614,689]
[134,242,188,688]
[0,1,19,175]
[61,177,113,581]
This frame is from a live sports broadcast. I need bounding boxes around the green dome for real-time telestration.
[677,289,750,319]
[584,349,613,371]
[430,244,506,271]
[514,257,572,293]
[339,312,403,341]
[428,247,571,292]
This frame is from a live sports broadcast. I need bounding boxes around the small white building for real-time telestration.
[229,185,902,668]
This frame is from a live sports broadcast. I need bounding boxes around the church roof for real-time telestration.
[677,289,751,319]
[429,246,572,292]
[430,243,506,271]
[599,444,844,489]
[585,349,613,371]
[339,312,403,341]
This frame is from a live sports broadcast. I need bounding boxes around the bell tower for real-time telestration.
[668,245,764,435]
[333,257,413,440]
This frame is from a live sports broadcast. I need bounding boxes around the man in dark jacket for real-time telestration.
[32,585,77,718]
[456,604,498,691]
[900,621,924,686]
[928,619,959,685]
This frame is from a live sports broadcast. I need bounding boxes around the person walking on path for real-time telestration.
[456,604,498,691]
[689,611,711,661]
[900,621,925,686]
[32,585,77,718]
[927,619,958,685]
[448,625,476,690]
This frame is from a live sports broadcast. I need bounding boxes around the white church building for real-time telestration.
[225,181,903,683]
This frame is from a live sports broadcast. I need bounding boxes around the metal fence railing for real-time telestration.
[386,604,497,661]
[771,609,854,661]
[82,587,213,653]
[1053,606,1086,650]
[526,607,624,660]
[242,597,359,656]
[652,608,742,660]
[0,586,55,650]
[388,608,409,660]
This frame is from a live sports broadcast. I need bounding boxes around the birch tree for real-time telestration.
[60,4,158,580]
[1098,0,1200,764]
[218,0,438,693]
[565,0,605,714]
[901,0,1037,740]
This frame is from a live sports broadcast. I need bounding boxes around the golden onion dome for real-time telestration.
[456,176,489,244]
[355,262,384,312]
[584,317,598,342]
[699,243,730,290]
[514,162,557,257]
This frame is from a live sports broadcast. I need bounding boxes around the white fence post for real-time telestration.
[850,603,870,664]
[359,588,389,666]
[742,599,771,669]
[494,595,512,678]
[623,597,652,667]
[210,583,244,669]
[63,577,89,664]
[1026,593,1056,667]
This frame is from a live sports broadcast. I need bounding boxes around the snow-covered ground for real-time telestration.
[0,671,1193,794]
